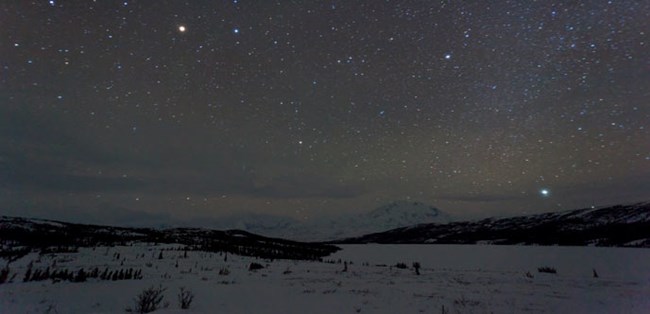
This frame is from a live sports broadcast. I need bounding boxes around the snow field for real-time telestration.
[1,244,648,313]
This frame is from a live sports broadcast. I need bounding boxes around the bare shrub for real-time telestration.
[454,295,480,307]
[537,266,557,274]
[127,285,167,313]
[178,287,194,309]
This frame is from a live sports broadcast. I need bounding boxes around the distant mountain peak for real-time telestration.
[190,200,452,241]
[366,200,451,224]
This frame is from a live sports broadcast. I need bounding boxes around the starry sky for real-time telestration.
[1,1,648,225]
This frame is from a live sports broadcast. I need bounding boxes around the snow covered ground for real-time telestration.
[1,244,649,313]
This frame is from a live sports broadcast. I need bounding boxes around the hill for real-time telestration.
[335,202,650,247]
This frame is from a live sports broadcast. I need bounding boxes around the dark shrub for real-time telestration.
[178,287,194,309]
[127,285,166,313]
[538,266,557,274]
[249,263,264,271]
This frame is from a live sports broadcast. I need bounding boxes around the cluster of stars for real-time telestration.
[1,1,648,219]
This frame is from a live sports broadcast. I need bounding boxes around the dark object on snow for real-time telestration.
[593,268,599,278]
[178,287,194,309]
[249,262,264,271]
[394,262,408,269]
[412,262,421,275]
[538,266,557,274]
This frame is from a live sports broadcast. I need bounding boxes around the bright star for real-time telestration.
[178,25,186,33]
[233,28,240,34]
[540,189,550,197]
[444,53,452,60]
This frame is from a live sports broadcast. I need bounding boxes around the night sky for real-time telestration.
[1,1,648,225]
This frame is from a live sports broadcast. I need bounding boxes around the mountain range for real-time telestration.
[2,201,648,250]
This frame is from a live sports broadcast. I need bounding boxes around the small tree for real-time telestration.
[23,266,32,282]
[412,262,421,275]
[42,267,51,281]
[178,287,194,309]
[74,269,87,282]
[0,266,9,284]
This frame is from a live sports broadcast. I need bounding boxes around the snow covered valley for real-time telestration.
[1,244,648,313]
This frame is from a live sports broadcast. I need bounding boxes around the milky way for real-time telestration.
[1,1,648,224]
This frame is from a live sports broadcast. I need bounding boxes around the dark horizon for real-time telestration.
[2,199,648,231]
[1,1,648,225]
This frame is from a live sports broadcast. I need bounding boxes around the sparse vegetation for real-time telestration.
[127,285,167,313]
[454,295,480,307]
[22,266,142,283]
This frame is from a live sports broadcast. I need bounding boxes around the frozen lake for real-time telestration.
[331,244,650,281]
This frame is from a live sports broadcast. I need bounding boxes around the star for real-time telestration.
[2,0,645,225]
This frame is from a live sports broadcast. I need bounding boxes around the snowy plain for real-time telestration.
[1,244,649,313]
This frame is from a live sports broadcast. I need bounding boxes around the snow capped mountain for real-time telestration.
[208,201,452,241]
[363,200,451,228]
